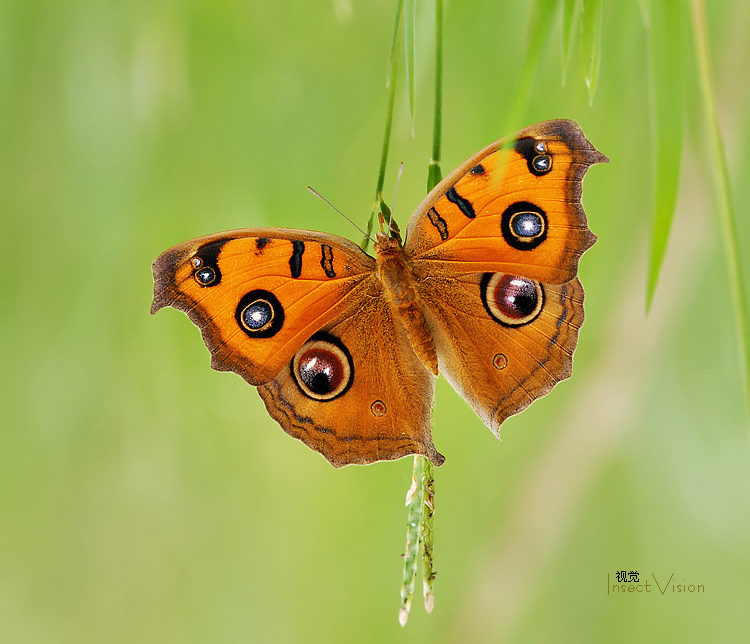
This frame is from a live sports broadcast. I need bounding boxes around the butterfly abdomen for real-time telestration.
[375,235,439,376]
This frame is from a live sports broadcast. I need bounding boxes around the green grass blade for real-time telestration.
[427,0,443,191]
[581,0,603,103]
[385,0,405,89]
[405,0,416,135]
[364,0,405,251]
[561,0,581,85]
[644,0,686,310]
[401,2,443,626]
[690,0,750,418]
[419,0,444,612]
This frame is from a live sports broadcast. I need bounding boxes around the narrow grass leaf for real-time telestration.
[386,0,405,88]
[405,0,416,134]
[645,0,686,310]
[365,0,405,251]
[581,0,603,103]
[427,0,444,191]
[403,2,442,624]
[561,0,581,85]
[690,0,750,418]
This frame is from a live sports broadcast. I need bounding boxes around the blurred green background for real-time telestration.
[2,1,749,642]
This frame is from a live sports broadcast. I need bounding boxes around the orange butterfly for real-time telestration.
[152,120,607,467]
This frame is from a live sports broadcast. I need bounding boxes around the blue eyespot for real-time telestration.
[235,290,284,338]
[241,300,273,330]
[500,202,548,251]
[195,267,216,285]
[532,154,552,173]
[510,212,544,238]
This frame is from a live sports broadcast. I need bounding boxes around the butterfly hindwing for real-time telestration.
[258,285,443,467]
[418,272,585,434]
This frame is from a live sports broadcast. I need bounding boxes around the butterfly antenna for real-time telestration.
[388,161,405,234]
[307,187,376,243]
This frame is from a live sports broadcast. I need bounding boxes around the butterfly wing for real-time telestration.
[257,287,442,467]
[419,273,585,434]
[407,120,605,432]
[151,229,374,384]
[152,228,442,467]
[405,119,607,284]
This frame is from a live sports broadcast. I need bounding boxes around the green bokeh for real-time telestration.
[2,1,749,642]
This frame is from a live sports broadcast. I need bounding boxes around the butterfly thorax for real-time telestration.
[374,233,439,375]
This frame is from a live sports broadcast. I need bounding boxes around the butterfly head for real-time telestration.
[376,203,403,244]
[373,231,404,258]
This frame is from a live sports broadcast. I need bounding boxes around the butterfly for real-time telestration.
[151,119,607,467]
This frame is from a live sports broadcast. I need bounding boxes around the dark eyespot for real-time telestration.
[481,273,544,326]
[191,240,227,287]
[292,334,353,401]
[514,137,553,176]
[240,299,273,331]
[532,154,552,173]
[298,350,343,395]
[195,267,216,285]
[510,211,544,239]
[501,202,548,250]
[235,290,284,338]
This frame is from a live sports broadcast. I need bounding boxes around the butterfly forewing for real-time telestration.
[152,229,375,385]
[405,119,607,284]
